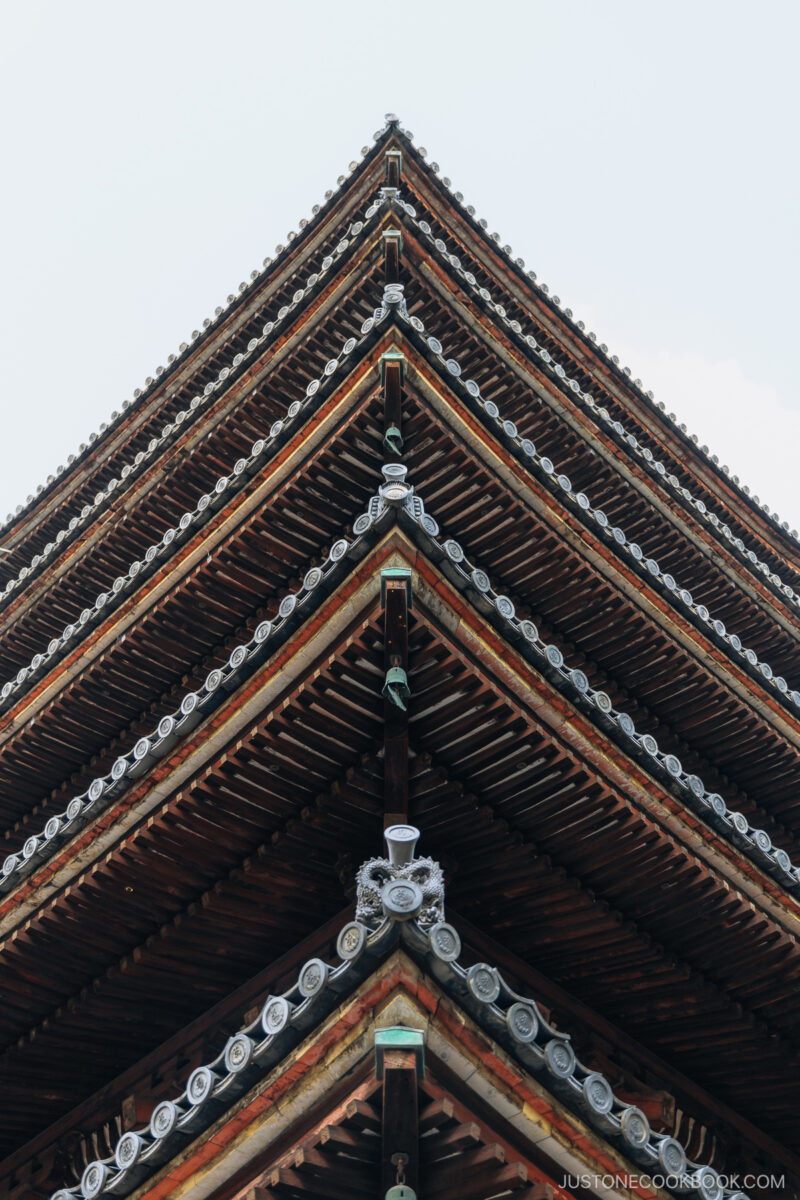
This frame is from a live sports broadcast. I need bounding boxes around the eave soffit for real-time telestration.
[3,320,800,923]
[4,122,800,642]
[51,832,745,1200]
[3,216,799,789]
[6,518,800,1022]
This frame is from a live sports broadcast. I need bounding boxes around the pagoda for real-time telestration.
[1,115,799,1200]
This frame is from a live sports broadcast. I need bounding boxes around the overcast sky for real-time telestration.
[0,1,798,532]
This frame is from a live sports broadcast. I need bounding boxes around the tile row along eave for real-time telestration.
[389,291,800,732]
[1,324,800,915]
[47,901,760,1200]
[4,123,800,618]
[396,195,800,631]
[0,127,400,550]
[3,532,796,1171]
[7,311,799,893]
[3,260,799,796]
[3,160,798,780]
[0,187,393,620]
[4,473,800,949]
[388,126,800,570]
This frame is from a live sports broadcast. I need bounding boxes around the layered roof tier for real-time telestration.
[2,119,798,1200]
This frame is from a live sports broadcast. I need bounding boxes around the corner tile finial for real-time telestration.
[355,826,444,929]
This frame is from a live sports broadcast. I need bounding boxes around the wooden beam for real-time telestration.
[383,570,410,824]
[381,351,405,452]
[381,1047,419,1197]
[385,148,402,188]
[383,229,403,284]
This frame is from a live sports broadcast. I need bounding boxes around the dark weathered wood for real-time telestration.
[418,1096,454,1133]
[385,147,402,188]
[381,1047,419,1197]
[431,1161,528,1200]
[383,230,402,285]
[517,1186,555,1200]
[383,571,410,823]
[423,1121,481,1153]
[5,127,800,1200]
[318,1123,375,1160]
[343,1099,381,1134]
[382,351,404,448]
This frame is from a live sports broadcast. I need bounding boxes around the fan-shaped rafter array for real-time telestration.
[1,118,798,1200]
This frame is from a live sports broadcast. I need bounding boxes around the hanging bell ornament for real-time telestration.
[386,1153,416,1200]
[383,424,404,455]
[382,664,411,711]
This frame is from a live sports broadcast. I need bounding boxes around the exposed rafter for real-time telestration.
[2,120,798,1200]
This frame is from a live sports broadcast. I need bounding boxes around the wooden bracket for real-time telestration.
[385,148,403,188]
[382,228,403,284]
[377,1027,423,1195]
[382,568,411,823]
[381,352,406,452]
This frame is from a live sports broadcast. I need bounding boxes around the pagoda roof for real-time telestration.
[2,517,800,1176]
[3,317,800,906]
[42,840,771,1200]
[4,289,800,727]
[2,123,799,598]
[2,119,799,1200]
[0,137,387,545]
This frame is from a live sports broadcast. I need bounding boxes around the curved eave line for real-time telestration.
[396,506,800,914]
[47,918,758,1200]
[390,321,800,754]
[393,130,800,568]
[0,521,402,929]
[5,432,800,921]
[0,188,391,624]
[0,127,395,548]
[0,288,397,728]
[398,215,800,648]
[5,520,800,968]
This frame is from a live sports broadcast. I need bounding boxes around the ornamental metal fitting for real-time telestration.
[375,1027,425,1079]
[355,825,444,929]
[383,425,403,455]
[380,350,406,386]
[381,282,408,318]
[383,1180,417,1200]
[385,148,403,187]
[380,463,413,507]
[386,1183,417,1200]
[382,663,410,711]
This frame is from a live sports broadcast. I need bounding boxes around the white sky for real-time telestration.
[0,1,798,529]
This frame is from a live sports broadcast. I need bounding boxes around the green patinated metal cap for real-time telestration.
[374,1026,425,1078]
[380,566,412,608]
[382,228,404,251]
[383,424,404,455]
[380,351,406,385]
